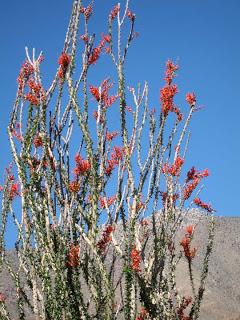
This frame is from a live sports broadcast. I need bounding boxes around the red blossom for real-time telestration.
[105,159,115,176]
[183,178,199,200]
[69,181,81,193]
[111,146,125,164]
[90,85,100,101]
[80,33,89,43]
[104,146,124,176]
[140,218,149,227]
[131,246,141,272]
[92,110,104,123]
[88,36,110,64]
[173,106,183,121]
[177,296,192,320]
[26,80,46,103]
[193,197,214,213]
[99,195,116,209]
[82,3,93,20]
[186,225,194,236]
[11,128,23,142]
[197,169,209,179]
[58,52,71,68]
[0,292,6,302]
[136,307,149,320]
[109,4,120,20]
[186,167,209,183]
[162,156,184,176]
[125,105,133,113]
[186,92,196,107]
[180,226,197,260]
[73,154,91,177]
[160,191,179,207]
[89,47,101,65]
[180,236,196,260]
[97,225,114,252]
[8,183,21,200]
[106,131,118,141]
[66,244,80,267]
[160,60,181,118]
[90,79,118,107]
[58,52,71,79]
[160,84,178,116]
[164,60,179,85]
[33,134,43,148]
[183,167,209,200]
[24,93,40,106]
[136,200,145,212]
[102,33,111,43]
[127,9,135,21]
[17,61,34,92]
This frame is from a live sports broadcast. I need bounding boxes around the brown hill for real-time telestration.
[0,212,240,319]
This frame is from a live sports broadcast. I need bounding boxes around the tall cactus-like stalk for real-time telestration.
[0,1,214,319]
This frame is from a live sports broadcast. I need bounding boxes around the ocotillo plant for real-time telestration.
[0,1,215,319]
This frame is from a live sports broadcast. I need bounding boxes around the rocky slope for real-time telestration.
[0,212,239,319]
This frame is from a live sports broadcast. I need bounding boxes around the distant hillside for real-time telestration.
[1,212,240,319]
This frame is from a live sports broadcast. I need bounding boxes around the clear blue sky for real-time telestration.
[0,0,240,217]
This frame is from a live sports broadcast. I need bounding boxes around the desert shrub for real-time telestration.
[0,1,214,319]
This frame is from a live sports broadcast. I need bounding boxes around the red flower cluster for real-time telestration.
[58,52,71,79]
[186,167,209,183]
[160,191,179,207]
[90,85,100,101]
[97,225,114,252]
[131,246,141,272]
[24,93,39,106]
[80,33,89,43]
[162,156,184,176]
[88,47,102,65]
[136,307,149,320]
[5,169,21,200]
[127,9,135,21]
[73,154,91,178]
[160,60,182,120]
[136,200,145,212]
[106,131,118,141]
[92,110,104,123]
[33,134,43,148]
[99,195,116,209]
[80,3,93,20]
[109,4,120,20]
[183,167,209,200]
[88,34,110,65]
[69,181,81,194]
[183,178,199,200]
[180,226,196,261]
[66,244,80,267]
[177,296,192,320]
[17,61,34,93]
[105,146,125,176]
[24,80,45,106]
[90,79,118,107]
[186,225,194,236]
[160,84,178,115]
[193,197,214,213]
[9,183,21,200]
[140,218,149,227]
[164,60,179,85]
[10,124,23,142]
[0,292,6,302]
[186,92,196,107]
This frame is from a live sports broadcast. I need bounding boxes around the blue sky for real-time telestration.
[0,0,240,217]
